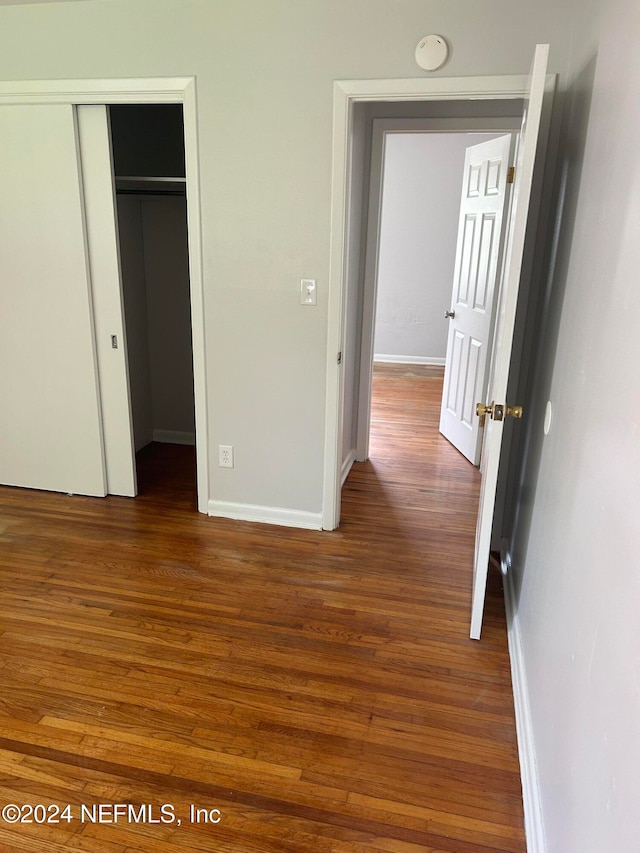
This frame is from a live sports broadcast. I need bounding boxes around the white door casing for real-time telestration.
[77,104,137,497]
[439,134,513,465]
[324,59,555,532]
[0,104,107,497]
[470,44,550,639]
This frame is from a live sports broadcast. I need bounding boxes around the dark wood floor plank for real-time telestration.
[0,374,524,851]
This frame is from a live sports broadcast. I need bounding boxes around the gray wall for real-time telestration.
[506,0,640,850]
[340,105,367,470]
[117,196,153,451]
[374,131,500,362]
[2,1,638,849]
[144,196,195,441]
[118,195,194,449]
[0,0,574,514]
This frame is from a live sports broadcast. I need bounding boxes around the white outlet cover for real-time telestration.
[415,35,448,71]
[218,445,234,468]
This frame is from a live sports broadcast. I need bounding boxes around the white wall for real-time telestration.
[374,132,499,363]
[0,0,573,516]
[507,0,640,849]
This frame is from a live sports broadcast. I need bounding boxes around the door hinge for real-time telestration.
[337,351,342,365]
[507,166,515,184]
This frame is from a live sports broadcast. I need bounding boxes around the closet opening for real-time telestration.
[109,104,196,504]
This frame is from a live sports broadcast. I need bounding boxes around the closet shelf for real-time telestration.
[115,176,186,196]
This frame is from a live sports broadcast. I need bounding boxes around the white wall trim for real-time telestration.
[336,76,531,100]
[502,548,546,853]
[341,449,357,486]
[153,430,196,446]
[0,78,196,105]
[374,355,446,366]
[181,77,210,513]
[323,74,540,531]
[354,116,386,463]
[208,500,322,531]
[0,77,210,515]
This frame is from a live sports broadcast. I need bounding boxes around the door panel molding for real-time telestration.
[439,133,513,465]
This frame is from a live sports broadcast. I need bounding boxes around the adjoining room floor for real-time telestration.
[0,371,525,852]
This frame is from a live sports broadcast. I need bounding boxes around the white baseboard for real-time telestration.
[207,500,322,530]
[341,449,356,486]
[502,548,546,853]
[153,429,196,446]
[374,354,445,366]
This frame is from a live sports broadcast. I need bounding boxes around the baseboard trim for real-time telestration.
[153,429,196,446]
[374,354,445,366]
[502,548,546,853]
[208,500,323,530]
[341,449,356,486]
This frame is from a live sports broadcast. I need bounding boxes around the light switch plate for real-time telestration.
[300,278,317,305]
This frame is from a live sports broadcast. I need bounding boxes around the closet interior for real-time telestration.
[109,105,196,491]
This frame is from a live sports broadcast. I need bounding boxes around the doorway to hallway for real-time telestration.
[343,363,480,549]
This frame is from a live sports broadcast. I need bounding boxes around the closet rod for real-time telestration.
[114,176,186,197]
[115,188,186,197]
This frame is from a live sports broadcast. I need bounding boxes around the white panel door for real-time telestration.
[439,134,512,465]
[77,105,137,496]
[470,44,550,639]
[0,104,106,496]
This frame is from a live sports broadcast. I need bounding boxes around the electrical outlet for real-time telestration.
[218,445,234,468]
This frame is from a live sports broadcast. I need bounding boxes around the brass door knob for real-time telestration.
[476,402,524,427]
[476,402,494,418]
[476,401,494,428]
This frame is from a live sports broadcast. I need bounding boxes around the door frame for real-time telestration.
[356,118,520,464]
[0,77,209,513]
[322,73,554,530]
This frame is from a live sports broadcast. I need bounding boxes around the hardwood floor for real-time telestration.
[0,373,525,852]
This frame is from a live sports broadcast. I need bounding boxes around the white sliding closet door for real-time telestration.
[0,104,106,496]
[77,105,137,496]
